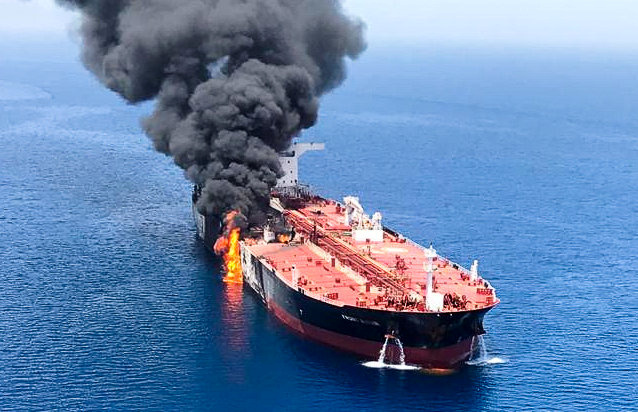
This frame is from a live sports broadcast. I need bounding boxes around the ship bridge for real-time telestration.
[276,142,325,188]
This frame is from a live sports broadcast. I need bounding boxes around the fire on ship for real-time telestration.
[193,143,499,369]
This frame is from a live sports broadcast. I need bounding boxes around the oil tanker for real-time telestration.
[193,143,499,368]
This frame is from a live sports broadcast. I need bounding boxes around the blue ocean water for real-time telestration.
[1,39,637,410]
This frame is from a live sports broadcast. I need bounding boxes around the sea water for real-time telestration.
[1,39,637,410]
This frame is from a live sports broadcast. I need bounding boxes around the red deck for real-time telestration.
[244,198,498,313]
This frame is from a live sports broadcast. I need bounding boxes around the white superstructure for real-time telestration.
[276,142,325,188]
[344,196,384,242]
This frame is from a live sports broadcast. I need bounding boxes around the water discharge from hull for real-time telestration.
[378,335,390,363]
[396,338,407,365]
[362,336,420,370]
[466,335,507,366]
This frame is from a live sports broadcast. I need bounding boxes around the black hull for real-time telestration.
[242,249,492,367]
[192,189,221,251]
[190,189,494,367]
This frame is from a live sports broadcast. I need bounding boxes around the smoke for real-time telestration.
[54,0,365,225]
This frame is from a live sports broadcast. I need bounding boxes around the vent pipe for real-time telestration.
[470,260,479,282]
[423,245,437,296]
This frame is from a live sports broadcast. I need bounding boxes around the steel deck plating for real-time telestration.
[244,198,498,313]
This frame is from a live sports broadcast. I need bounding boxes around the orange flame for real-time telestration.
[214,211,243,284]
[223,227,242,283]
[277,233,291,244]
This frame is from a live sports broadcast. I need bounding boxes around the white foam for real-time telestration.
[362,361,386,368]
[486,357,507,364]
[363,335,421,370]
[466,356,508,366]
[466,336,507,366]
[362,361,420,370]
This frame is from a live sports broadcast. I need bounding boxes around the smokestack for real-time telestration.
[54,0,366,225]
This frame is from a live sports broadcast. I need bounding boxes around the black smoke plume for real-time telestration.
[55,0,365,225]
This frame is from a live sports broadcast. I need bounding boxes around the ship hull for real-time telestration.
[192,202,221,251]
[191,186,495,368]
[241,246,490,369]
[268,297,475,367]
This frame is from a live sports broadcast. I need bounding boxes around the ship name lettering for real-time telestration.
[341,315,379,326]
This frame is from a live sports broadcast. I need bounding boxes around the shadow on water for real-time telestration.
[186,229,496,409]
[190,237,270,391]
[297,340,494,410]
[231,283,495,410]
[3,42,638,410]
[190,234,220,268]
[365,367,492,410]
